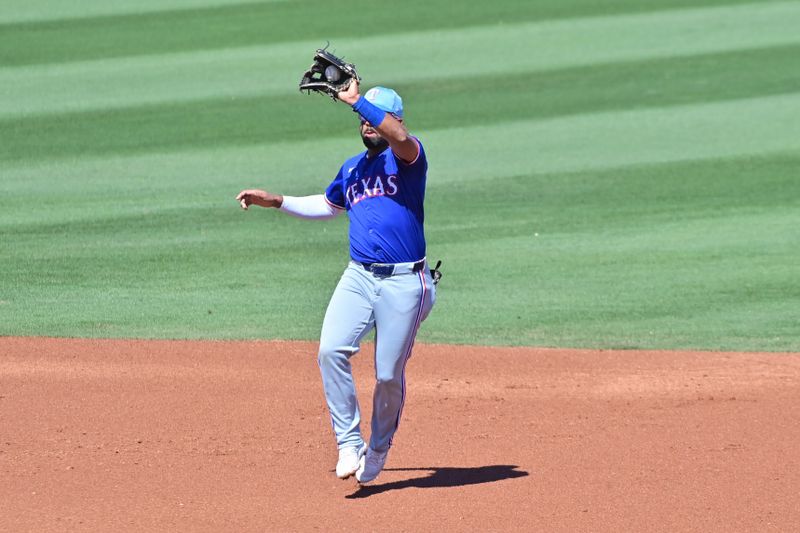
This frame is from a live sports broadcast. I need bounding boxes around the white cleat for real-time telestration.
[336,444,367,479]
[355,448,388,484]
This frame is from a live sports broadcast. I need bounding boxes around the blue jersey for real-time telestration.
[324,138,428,264]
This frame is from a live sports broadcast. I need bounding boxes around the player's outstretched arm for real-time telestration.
[236,189,283,210]
[337,80,419,163]
[236,190,342,220]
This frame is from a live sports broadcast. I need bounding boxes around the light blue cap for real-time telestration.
[364,86,403,118]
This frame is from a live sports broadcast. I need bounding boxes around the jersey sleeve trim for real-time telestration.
[394,136,422,166]
[324,194,346,210]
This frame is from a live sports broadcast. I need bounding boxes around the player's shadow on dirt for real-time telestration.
[346,464,528,498]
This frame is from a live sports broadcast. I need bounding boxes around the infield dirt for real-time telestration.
[2,337,799,531]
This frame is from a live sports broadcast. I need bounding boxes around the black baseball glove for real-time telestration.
[299,45,360,101]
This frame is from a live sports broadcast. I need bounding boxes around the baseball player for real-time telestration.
[236,80,436,484]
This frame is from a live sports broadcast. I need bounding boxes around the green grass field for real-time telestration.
[2,0,799,351]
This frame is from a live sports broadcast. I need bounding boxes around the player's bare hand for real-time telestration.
[236,189,283,210]
[337,78,360,105]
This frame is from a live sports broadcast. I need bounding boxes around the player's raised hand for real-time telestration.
[236,189,283,210]
[337,77,360,105]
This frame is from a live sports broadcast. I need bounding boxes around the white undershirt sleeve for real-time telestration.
[279,194,343,220]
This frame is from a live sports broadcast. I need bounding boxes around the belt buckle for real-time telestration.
[368,264,394,277]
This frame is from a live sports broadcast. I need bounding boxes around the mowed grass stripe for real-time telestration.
[4,90,800,199]
[426,92,800,184]
[0,0,285,24]
[429,156,800,250]
[0,0,771,67]
[3,89,800,202]
[4,1,800,117]
[5,43,800,162]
